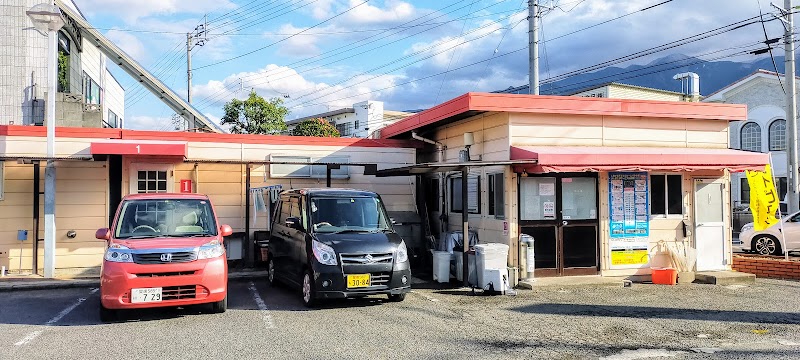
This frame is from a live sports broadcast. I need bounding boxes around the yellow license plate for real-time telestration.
[347,274,371,288]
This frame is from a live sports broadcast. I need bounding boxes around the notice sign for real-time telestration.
[611,249,649,266]
[543,201,555,219]
[609,172,649,240]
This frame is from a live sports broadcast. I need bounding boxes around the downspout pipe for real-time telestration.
[411,131,445,163]
[411,132,449,232]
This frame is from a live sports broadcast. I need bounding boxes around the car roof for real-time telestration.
[122,193,210,201]
[280,188,378,197]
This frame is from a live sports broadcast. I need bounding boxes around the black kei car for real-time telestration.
[266,188,411,307]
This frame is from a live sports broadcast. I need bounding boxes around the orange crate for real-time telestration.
[651,267,678,285]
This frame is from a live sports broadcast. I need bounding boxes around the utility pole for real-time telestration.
[186,16,208,104]
[778,1,799,214]
[528,0,539,95]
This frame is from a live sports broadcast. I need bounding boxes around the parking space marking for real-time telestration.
[248,282,275,329]
[13,288,98,346]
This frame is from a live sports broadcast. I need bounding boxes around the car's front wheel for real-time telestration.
[267,257,277,287]
[387,293,406,302]
[753,235,782,255]
[99,304,117,323]
[210,295,227,313]
[302,270,317,308]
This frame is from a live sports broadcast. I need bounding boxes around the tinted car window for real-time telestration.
[278,199,290,223]
[309,196,390,233]
[114,199,217,238]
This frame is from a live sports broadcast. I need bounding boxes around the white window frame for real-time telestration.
[488,172,505,219]
[129,164,173,194]
[740,122,761,152]
[768,119,787,151]
[450,174,480,214]
[0,162,4,200]
[269,155,350,179]
[649,173,683,218]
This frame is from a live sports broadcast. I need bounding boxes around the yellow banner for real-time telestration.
[611,250,649,266]
[746,164,780,231]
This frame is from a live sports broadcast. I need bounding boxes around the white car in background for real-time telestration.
[736,211,800,255]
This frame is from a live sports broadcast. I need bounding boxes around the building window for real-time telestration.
[769,119,786,151]
[107,110,119,128]
[488,173,505,219]
[269,155,349,179]
[742,177,787,204]
[335,122,354,136]
[740,122,761,152]
[650,174,682,216]
[83,72,102,105]
[451,174,480,214]
[137,171,168,193]
[425,177,439,212]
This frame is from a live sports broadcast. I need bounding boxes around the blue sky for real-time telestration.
[70,0,777,130]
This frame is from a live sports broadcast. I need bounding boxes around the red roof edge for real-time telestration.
[0,125,421,149]
[380,92,748,139]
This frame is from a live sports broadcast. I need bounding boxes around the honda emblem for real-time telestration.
[160,253,173,262]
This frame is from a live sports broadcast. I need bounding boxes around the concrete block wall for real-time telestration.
[732,255,800,280]
[0,1,48,126]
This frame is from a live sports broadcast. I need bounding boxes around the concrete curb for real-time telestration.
[0,270,269,292]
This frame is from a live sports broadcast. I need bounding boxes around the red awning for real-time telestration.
[510,146,769,173]
[90,140,187,157]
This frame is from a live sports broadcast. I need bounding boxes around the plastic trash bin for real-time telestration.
[454,252,477,286]
[475,243,509,288]
[432,251,451,283]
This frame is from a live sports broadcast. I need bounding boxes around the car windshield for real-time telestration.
[309,196,391,233]
[114,199,218,239]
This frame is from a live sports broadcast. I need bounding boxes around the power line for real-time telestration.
[434,0,480,104]
[194,0,514,109]
[194,0,370,70]
[547,0,674,43]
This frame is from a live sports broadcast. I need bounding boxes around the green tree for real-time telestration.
[57,51,69,92]
[220,90,289,134]
[291,117,340,137]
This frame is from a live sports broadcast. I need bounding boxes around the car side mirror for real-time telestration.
[219,224,233,237]
[285,217,302,230]
[95,228,110,240]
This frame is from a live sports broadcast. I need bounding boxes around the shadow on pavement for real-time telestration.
[511,303,800,324]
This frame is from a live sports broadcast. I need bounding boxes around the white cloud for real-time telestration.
[72,0,236,22]
[344,0,416,25]
[105,29,147,62]
[192,63,400,119]
[125,115,174,130]
[275,24,322,57]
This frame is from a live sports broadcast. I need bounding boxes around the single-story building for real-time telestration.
[0,126,417,276]
[377,92,767,279]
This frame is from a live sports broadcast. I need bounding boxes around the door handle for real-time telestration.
[561,221,569,227]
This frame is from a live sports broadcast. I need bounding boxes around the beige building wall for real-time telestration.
[0,135,416,275]
[0,161,108,276]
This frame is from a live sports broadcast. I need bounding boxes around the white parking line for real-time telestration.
[248,282,275,329]
[13,288,98,346]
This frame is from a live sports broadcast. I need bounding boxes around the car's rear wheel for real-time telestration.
[99,304,117,323]
[753,235,782,255]
[387,293,406,302]
[210,294,227,313]
[267,257,277,287]
[302,270,317,308]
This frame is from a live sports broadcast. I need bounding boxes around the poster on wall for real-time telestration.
[608,172,650,267]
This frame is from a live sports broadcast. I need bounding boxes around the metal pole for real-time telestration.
[245,165,252,268]
[44,28,57,278]
[187,32,192,105]
[785,0,799,215]
[528,0,539,95]
[32,161,40,275]
[461,168,469,287]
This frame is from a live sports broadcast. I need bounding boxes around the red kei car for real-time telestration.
[95,193,233,321]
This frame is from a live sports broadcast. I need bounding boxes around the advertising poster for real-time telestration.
[608,172,650,267]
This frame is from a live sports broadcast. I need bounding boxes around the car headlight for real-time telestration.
[104,244,133,263]
[197,240,225,259]
[396,241,409,263]
[741,223,754,233]
[312,240,337,265]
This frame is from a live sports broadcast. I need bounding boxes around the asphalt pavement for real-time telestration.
[0,278,799,359]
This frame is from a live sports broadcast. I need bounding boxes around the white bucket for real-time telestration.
[432,251,451,283]
[475,243,509,287]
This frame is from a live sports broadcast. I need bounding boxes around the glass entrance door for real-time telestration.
[520,174,599,276]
